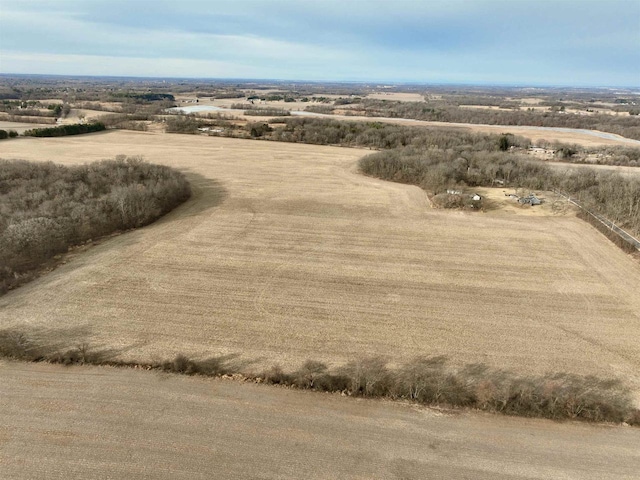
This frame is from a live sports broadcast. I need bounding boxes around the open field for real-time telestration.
[1,131,640,399]
[0,120,53,133]
[1,361,638,480]
[366,92,426,102]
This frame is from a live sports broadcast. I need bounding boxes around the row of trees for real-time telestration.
[1,327,636,424]
[0,157,191,293]
[263,117,531,151]
[309,99,640,140]
[0,129,18,139]
[23,122,106,137]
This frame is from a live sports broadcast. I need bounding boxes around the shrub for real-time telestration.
[339,357,393,397]
[165,116,202,134]
[247,122,272,138]
[293,360,329,389]
[263,365,293,385]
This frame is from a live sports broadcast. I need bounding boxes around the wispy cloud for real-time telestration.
[1,0,638,86]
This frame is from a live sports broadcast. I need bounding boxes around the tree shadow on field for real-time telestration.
[0,324,258,376]
[0,325,135,365]
[163,352,260,376]
[171,170,228,218]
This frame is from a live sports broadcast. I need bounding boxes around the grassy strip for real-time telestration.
[1,329,637,425]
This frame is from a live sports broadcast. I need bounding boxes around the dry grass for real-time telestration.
[1,131,639,401]
[473,188,577,217]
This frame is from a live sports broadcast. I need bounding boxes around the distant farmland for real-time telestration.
[1,131,639,400]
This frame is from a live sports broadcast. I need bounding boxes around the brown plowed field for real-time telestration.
[1,131,639,395]
[2,361,639,480]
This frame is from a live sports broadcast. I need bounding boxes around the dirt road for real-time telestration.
[1,361,638,480]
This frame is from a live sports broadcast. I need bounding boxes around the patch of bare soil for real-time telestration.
[1,361,638,480]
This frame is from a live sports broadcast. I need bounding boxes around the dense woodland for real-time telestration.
[0,157,191,293]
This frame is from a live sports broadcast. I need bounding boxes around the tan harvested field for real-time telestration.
[366,92,426,102]
[0,120,52,133]
[1,131,640,398]
[1,361,639,480]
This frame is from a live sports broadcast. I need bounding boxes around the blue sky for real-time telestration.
[1,0,639,86]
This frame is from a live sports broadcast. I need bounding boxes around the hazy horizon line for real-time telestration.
[1,72,638,91]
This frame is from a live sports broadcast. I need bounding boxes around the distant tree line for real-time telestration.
[0,100,71,118]
[261,117,531,150]
[23,122,106,137]
[310,99,640,140]
[111,92,175,102]
[0,157,191,293]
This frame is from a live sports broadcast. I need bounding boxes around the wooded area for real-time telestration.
[0,157,191,293]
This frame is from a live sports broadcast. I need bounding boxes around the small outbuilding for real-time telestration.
[518,194,542,205]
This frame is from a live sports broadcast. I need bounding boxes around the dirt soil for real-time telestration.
[472,188,575,217]
[1,361,638,480]
[1,131,639,398]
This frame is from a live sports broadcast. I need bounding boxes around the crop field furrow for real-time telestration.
[0,131,639,398]
[2,361,640,480]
